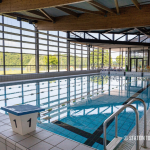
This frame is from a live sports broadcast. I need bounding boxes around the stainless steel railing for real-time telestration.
[103,104,139,150]
[103,98,147,150]
[127,98,147,148]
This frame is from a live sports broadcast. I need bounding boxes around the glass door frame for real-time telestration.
[130,58,143,72]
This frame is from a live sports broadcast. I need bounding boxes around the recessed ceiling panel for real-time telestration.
[43,7,69,17]
[70,2,99,11]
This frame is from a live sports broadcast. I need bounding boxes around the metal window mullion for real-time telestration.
[58,31,59,72]
[112,34,114,41]
[35,28,39,73]
[97,48,99,69]
[128,48,130,71]
[81,77,83,98]
[81,45,83,71]
[148,47,150,66]
[122,48,123,69]
[47,31,49,72]
[126,34,128,41]
[102,48,104,69]
[99,33,101,40]
[75,43,76,71]
[109,48,111,69]
[119,48,121,69]
[87,47,90,70]
[93,47,94,70]
[87,47,89,70]
[67,40,70,71]
[2,15,5,75]
[20,21,23,74]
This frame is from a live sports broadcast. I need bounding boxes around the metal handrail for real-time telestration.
[103,104,139,150]
[127,98,147,148]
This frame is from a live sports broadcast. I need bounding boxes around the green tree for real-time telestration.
[90,49,111,68]
[103,50,110,68]
[44,55,58,65]
[116,55,125,67]
[70,54,75,66]
[5,53,21,66]
[23,54,34,65]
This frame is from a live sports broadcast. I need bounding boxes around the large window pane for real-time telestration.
[23,54,35,66]
[0,66,3,75]
[6,66,21,75]
[0,52,3,75]
[23,66,36,74]
[5,53,21,65]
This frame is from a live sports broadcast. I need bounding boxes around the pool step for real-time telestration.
[106,137,122,150]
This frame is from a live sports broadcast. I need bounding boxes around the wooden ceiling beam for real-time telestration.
[39,9,55,22]
[27,10,47,18]
[88,0,116,14]
[0,0,89,13]
[62,5,103,15]
[114,0,119,14]
[56,7,80,18]
[35,4,150,31]
[86,1,106,15]
[5,13,51,22]
[131,0,141,10]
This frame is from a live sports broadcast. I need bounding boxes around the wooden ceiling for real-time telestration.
[1,0,150,32]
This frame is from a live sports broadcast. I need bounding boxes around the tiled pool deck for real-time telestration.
[2,111,150,150]
[0,112,97,150]
[2,110,150,150]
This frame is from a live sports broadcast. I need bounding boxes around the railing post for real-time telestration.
[103,104,139,150]
[115,115,118,138]
[127,98,147,148]
[103,123,107,150]
[144,101,147,148]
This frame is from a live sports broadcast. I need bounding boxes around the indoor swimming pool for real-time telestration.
[0,74,150,150]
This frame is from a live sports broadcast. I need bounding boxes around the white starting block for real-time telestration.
[1,104,45,135]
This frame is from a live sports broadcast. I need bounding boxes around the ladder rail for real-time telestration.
[103,104,139,150]
[103,98,147,150]
[127,98,147,148]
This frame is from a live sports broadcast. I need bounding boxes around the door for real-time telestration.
[130,58,143,72]
[131,59,136,72]
[137,59,143,72]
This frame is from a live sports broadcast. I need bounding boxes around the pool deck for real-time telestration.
[1,111,150,150]
[0,112,97,150]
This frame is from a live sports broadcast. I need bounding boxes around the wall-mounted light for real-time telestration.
[28,20,33,24]
[17,17,21,21]
[33,20,38,24]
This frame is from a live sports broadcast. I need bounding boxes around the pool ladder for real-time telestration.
[103,98,147,150]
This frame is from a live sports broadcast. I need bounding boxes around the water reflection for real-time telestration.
[0,75,150,149]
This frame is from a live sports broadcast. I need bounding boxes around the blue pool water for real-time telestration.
[0,74,150,150]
